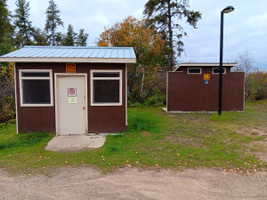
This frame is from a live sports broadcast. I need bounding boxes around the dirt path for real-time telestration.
[0,167,266,200]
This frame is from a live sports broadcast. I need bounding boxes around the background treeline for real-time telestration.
[0,0,266,123]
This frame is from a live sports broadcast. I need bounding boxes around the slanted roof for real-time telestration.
[173,63,237,72]
[0,46,136,63]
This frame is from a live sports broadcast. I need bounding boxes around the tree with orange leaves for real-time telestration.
[98,16,166,100]
[0,60,15,123]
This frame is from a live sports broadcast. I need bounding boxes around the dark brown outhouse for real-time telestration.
[0,46,136,135]
[167,63,244,112]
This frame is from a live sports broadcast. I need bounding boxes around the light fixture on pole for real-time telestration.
[218,6,234,116]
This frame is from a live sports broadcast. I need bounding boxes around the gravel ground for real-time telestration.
[0,167,266,200]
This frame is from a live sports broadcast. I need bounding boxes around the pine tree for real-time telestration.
[76,29,88,46]
[62,24,77,46]
[45,0,64,46]
[14,0,34,48]
[33,28,49,45]
[144,0,201,71]
[0,0,13,54]
[55,32,64,46]
[0,1,14,119]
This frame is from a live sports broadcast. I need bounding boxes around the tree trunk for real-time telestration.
[23,21,29,44]
[52,18,55,46]
[140,65,145,97]
[52,30,55,46]
[167,0,174,71]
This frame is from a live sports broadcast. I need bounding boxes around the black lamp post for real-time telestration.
[218,6,234,116]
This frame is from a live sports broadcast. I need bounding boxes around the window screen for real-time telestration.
[20,70,53,106]
[188,68,201,74]
[22,80,51,104]
[91,70,122,105]
[213,68,226,74]
[93,72,120,77]
[93,80,119,103]
[21,72,50,77]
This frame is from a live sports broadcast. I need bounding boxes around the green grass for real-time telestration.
[0,101,266,175]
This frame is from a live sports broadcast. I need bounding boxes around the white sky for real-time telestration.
[6,0,267,70]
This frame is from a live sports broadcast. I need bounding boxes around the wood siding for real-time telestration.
[16,63,126,133]
[167,67,244,111]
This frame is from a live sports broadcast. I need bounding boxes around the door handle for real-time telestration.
[82,107,85,110]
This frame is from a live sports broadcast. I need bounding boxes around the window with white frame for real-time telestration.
[91,70,122,106]
[212,67,226,74]
[188,67,202,74]
[19,69,53,107]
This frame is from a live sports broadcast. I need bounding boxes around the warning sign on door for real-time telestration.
[68,97,77,104]
[67,88,77,97]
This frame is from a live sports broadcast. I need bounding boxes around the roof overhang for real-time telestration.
[173,63,237,72]
[0,57,136,64]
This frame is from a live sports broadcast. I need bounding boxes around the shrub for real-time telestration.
[144,88,166,107]
[246,71,267,100]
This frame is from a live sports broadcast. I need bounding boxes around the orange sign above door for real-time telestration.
[66,63,76,73]
[203,74,210,80]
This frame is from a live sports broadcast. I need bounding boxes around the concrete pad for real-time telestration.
[162,107,217,113]
[44,135,106,153]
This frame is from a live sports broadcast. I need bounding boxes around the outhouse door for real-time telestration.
[55,74,87,135]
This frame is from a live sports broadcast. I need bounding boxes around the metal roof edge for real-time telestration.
[23,45,134,50]
[0,57,136,64]
[0,46,136,59]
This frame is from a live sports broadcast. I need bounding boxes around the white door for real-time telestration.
[56,75,87,135]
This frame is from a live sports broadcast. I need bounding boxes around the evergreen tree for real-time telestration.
[62,24,77,46]
[14,0,34,48]
[144,0,201,71]
[0,37,12,56]
[0,1,14,119]
[55,32,64,46]
[45,0,63,46]
[33,28,49,45]
[0,0,13,45]
[76,29,88,46]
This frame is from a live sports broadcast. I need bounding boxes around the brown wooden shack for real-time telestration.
[0,46,136,135]
[167,63,244,112]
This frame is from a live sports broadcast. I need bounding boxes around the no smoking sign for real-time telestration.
[67,88,77,97]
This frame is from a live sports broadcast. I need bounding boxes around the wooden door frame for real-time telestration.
[54,73,88,136]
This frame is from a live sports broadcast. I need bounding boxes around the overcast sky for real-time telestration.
[7,0,267,70]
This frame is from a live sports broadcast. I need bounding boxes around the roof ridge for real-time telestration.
[24,46,133,49]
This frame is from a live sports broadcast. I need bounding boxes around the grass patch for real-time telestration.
[0,102,266,175]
